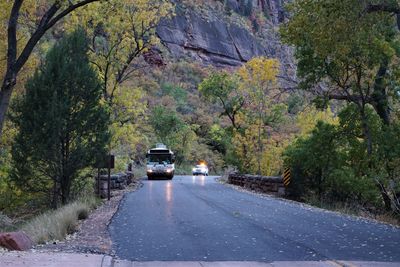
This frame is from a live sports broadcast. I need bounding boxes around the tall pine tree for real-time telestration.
[11,28,110,208]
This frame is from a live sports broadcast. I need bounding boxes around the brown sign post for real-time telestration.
[96,155,115,200]
[107,155,113,200]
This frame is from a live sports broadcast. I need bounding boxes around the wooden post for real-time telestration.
[97,168,100,196]
[107,155,111,201]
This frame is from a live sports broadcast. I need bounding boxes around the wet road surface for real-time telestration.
[109,175,400,262]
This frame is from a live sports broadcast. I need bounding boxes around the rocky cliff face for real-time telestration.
[156,0,292,70]
[225,0,286,24]
[157,10,264,67]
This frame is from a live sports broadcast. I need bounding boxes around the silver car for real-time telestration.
[192,164,209,176]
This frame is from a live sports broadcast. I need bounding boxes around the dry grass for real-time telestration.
[361,211,400,227]
[0,212,14,231]
[304,196,400,227]
[132,167,146,179]
[219,166,238,183]
[22,196,98,244]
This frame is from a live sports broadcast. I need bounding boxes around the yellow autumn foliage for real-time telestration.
[233,124,291,176]
[296,106,338,136]
[110,86,148,159]
[238,57,279,87]
[0,0,39,92]
[67,0,173,99]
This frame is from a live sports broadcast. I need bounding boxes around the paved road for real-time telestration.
[109,176,400,262]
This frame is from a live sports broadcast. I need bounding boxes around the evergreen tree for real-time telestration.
[11,28,110,208]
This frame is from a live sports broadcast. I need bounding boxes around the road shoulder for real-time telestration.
[33,179,143,255]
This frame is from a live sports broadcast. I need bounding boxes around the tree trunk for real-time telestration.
[360,106,392,211]
[371,62,390,125]
[257,103,262,175]
[360,109,373,155]
[376,181,393,211]
[61,179,68,205]
[52,178,59,209]
[258,118,261,175]
[0,81,15,137]
[0,0,101,139]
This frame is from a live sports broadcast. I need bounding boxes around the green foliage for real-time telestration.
[281,0,398,89]
[149,106,196,163]
[285,121,345,199]
[199,71,243,129]
[199,58,291,176]
[281,0,399,128]
[285,104,400,212]
[161,83,190,113]
[10,28,110,207]
[287,94,304,115]
[281,0,400,215]
[150,106,184,143]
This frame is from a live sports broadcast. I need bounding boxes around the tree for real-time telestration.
[109,86,149,162]
[296,106,338,136]
[237,57,280,174]
[281,0,399,126]
[68,0,173,105]
[281,0,400,210]
[284,104,400,213]
[149,106,196,163]
[11,29,110,208]
[0,0,108,139]
[68,0,173,165]
[199,71,244,130]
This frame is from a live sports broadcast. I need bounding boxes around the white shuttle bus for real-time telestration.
[146,143,175,180]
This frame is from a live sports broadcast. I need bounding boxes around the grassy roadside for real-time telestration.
[304,196,400,227]
[220,173,399,227]
[4,195,101,245]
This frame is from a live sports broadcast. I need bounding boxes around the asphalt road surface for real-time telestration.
[109,175,400,262]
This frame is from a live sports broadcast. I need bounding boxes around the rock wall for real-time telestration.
[156,0,296,85]
[157,10,265,67]
[228,173,285,196]
[225,0,286,24]
[97,172,134,199]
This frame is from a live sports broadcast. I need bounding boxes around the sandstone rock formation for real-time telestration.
[156,0,296,85]
[0,231,33,251]
[157,9,266,67]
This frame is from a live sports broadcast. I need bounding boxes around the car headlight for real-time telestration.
[192,168,196,171]
[147,169,153,173]
[166,169,172,173]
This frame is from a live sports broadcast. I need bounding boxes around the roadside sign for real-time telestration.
[95,155,115,169]
[95,154,115,201]
[283,167,291,187]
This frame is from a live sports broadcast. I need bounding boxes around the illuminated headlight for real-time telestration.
[147,169,153,173]
[192,168,196,171]
[166,169,172,173]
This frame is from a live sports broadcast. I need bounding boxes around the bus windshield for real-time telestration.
[148,154,172,164]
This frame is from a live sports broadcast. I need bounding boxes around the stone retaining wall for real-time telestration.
[97,172,134,199]
[228,173,285,196]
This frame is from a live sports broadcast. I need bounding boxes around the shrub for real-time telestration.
[284,104,400,214]
[22,195,97,244]
[0,213,13,231]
